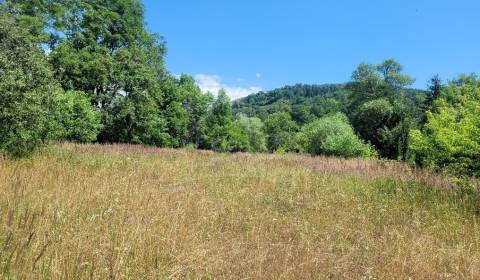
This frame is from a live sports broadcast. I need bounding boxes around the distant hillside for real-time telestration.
[233,84,427,124]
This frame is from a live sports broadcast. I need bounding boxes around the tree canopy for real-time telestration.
[0,10,63,157]
[410,75,480,177]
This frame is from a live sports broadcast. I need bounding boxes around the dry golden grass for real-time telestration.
[1,143,480,279]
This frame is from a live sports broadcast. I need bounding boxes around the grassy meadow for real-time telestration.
[1,143,480,279]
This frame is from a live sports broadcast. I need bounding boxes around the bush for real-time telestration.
[409,75,480,177]
[236,116,267,152]
[59,91,102,142]
[293,113,377,158]
[227,121,251,152]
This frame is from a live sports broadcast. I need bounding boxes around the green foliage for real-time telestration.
[233,84,350,123]
[0,11,63,157]
[264,112,298,152]
[291,113,376,158]
[3,0,480,183]
[347,59,423,159]
[203,90,235,152]
[425,74,443,110]
[227,121,251,152]
[236,116,267,152]
[410,75,480,177]
[160,75,213,148]
[58,91,102,142]
[3,0,54,44]
[10,0,168,145]
[352,98,394,145]
[376,59,416,88]
[99,92,171,146]
[199,91,264,153]
[2,0,218,153]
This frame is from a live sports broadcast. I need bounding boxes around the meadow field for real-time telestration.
[1,143,480,279]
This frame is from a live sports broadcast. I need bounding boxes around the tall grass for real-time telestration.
[0,143,479,279]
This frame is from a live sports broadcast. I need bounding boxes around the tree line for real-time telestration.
[0,0,479,178]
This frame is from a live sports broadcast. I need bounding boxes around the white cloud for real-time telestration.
[194,74,262,100]
[256,73,262,79]
[194,74,221,92]
[224,86,263,100]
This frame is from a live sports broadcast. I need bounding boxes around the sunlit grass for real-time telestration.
[1,143,479,279]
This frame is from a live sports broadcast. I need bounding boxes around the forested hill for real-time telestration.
[233,83,427,124]
[235,84,346,106]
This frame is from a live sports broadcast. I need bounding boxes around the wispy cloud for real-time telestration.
[256,73,262,79]
[194,74,262,100]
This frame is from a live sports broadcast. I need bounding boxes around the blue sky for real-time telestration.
[143,0,479,99]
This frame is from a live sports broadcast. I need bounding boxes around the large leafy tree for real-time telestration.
[203,90,235,152]
[346,59,420,159]
[410,75,480,177]
[0,10,63,157]
[236,116,267,152]
[47,0,166,109]
[264,112,298,152]
[3,0,55,43]
[201,90,252,152]
[347,59,415,110]
[7,0,168,144]
[159,75,213,148]
[99,88,171,146]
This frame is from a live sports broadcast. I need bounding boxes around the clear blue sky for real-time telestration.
[143,0,479,99]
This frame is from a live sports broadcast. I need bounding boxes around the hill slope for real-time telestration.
[233,83,427,123]
[1,143,479,279]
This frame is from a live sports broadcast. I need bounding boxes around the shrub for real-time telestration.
[293,113,377,158]
[227,121,251,152]
[409,75,480,177]
[236,116,267,152]
[59,91,102,142]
